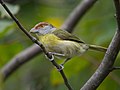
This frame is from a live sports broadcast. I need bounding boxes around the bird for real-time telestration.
[30,22,107,65]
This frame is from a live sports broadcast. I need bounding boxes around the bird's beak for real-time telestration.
[30,28,39,33]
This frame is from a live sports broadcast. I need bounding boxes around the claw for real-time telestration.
[58,64,64,71]
[45,52,54,61]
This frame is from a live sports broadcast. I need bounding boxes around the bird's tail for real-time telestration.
[89,44,107,52]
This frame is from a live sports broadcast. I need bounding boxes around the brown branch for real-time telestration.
[1,0,97,82]
[84,55,120,86]
[1,44,41,80]
[81,0,120,90]
[0,0,73,89]
[61,0,97,33]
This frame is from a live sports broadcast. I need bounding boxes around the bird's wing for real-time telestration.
[52,29,85,43]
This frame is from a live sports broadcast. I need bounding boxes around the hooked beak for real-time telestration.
[30,28,38,33]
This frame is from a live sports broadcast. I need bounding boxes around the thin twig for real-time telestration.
[0,0,72,89]
[110,66,120,71]
[113,67,120,70]
[81,0,120,90]
[1,0,98,81]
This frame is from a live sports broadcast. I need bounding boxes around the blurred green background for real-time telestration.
[0,0,120,90]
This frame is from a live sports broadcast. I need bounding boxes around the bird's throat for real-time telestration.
[38,34,60,46]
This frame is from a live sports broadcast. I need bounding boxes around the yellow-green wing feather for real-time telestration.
[52,29,85,43]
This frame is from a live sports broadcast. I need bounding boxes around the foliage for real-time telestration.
[0,0,120,90]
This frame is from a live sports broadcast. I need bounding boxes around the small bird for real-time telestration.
[30,22,107,65]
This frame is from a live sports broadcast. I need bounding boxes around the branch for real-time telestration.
[61,0,97,33]
[85,55,120,86]
[1,44,41,80]
[81,0,120,89]
[114,0,120,30]
[110,66,120,71]
[0,0,72,89]
[1,0,97,82]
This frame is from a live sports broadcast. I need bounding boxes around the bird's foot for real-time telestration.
[45,52,54,62]
[58,64,64,71]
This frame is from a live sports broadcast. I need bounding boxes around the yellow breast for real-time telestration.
[38,34,62,53]
[38,34,89,58]
[38,34,60,45]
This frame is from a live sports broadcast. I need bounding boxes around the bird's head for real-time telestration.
[30,22,56,35]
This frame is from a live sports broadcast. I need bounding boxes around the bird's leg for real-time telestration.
[45,52,65,61]
[61,58,71,66]
[51,52,65,57]
[45,52,64,71]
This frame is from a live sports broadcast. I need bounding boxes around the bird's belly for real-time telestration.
[45,40,89,58]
